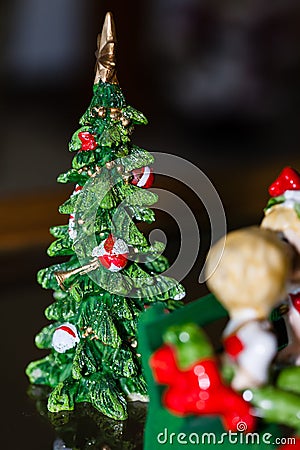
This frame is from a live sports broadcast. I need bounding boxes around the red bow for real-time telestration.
[150,343,256,432]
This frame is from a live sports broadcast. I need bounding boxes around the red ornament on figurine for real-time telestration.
[289,292,300,314]
[131,166,154,188]
[78,131,97,151]
[269,167,300,197]
[92,234,129,272]
[223,334,245,360]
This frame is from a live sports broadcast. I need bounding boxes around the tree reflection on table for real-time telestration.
[27,385,146,450]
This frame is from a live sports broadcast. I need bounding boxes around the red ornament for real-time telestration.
[289,292,300,314]
[269,167,300,197]
[150,343,255,432]
[78,131,97,151]
[92,234,129,272]
[131,166,154,189]
[223,334,245,360]
[73,184,83,194]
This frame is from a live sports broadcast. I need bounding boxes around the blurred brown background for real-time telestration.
[2,0,300,284]
[2,1,300,448]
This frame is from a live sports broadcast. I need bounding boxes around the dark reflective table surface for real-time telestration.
[1,250,146,450]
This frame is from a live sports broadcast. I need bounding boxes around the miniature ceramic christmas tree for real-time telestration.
[26,12,185,420]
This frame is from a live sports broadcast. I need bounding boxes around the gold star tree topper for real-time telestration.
[94,12,118,85]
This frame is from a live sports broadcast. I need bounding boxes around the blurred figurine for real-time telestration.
[261,166,300,366]
[139,284,300,449]
[205,226,291,390]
